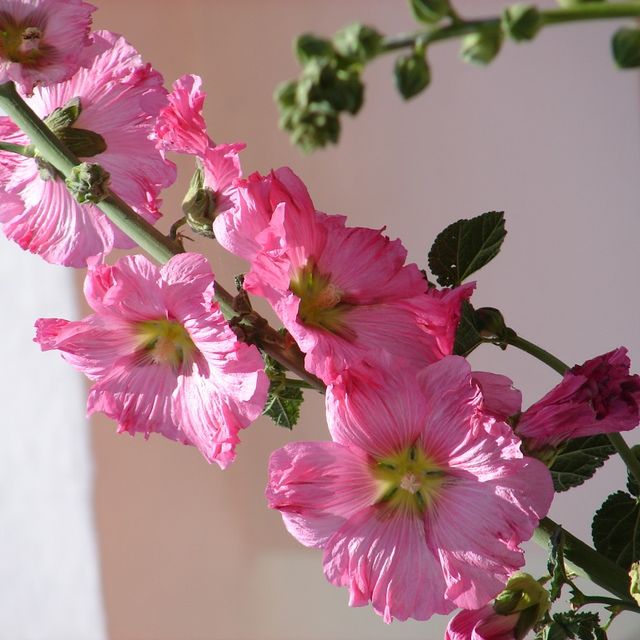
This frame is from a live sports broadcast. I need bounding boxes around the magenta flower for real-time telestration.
[35,253,269,468]
[0,30,176,266]
[221,167,473,383]
[152,74,212,155]
[445,605,519,640]
[267,356,553,622]
[0,0,95,94]
[517,347,640,451]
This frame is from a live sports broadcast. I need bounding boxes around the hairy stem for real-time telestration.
[0,80,324,392]
[380,2,640,53]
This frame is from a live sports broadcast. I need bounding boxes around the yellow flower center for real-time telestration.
[289,261,351,335]
[372,444,446,514]
[136,319,197,369]
[0,17,45,66]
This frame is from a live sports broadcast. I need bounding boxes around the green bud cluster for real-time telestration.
[394,48,431,99]
[276,23,382,153]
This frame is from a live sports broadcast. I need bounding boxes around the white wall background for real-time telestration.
[0,235,106,640]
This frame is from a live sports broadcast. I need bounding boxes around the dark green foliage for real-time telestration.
[592,490,640,569]
[549,435,615,492]
[427,211,506,287]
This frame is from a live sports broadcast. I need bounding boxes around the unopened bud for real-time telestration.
[629,562,640,605]
[65,162,110,204]
[474,307,508,340]
[493,572,549,640]
[294,34,334,65]
[182,164,217,238]
[333,23,383,64]
[410,0,450,24]
[394,50,430,100]
[460,25,503,66]
[502,4,542,42]
[612,27,640,69]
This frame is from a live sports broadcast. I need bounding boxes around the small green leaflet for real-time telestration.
[536,612,606,640]
[263,383,303,430]
[592,490,640,570]
[550,435,615,492]
[428,211,506,287]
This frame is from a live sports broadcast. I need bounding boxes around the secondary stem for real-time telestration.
[0,80,324,392]
[535,517,634,603]
[380,2,640,53]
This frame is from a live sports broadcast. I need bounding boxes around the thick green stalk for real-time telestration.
[0,81,324,392]
[0,140,33,156]
[535,517,634,603]
[380,2,640,53]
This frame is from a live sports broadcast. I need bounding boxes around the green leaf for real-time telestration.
[427,211,506,287]
[394,51,430,100]
[540,612,606,640]
[550,435,615,492]
[612,28,640,69]
[592,490,640,569]
[263,384,304,429]
[453,301,482,356]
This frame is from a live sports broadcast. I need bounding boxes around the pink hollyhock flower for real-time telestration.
[517,347,640,451]
[221,167,473,383]
[35,253,269,468]
[267,356,553,622]
[473,371,522,422]
[0,0,95,94]
[0,30,176,266]
[152,74,212,155]
[446,605,519,640]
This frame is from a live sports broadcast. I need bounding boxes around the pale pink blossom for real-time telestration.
[152,74,212,155]
[473,371,522,422]
[0,30,176,266]
[267,356,553,622]
[0,0,95,94]
[517,347,640,451]
[35,253,268,468]
[223,167,473,383]
[445,605,519,640]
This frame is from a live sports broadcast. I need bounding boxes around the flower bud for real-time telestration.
[410,0,451,24]
[494,572,549,640]
[182,164,217,238]
[294,34,334,65]
[474,307,508,340]
[460,25,503,66]
[502,4,543,42]
[629,562,640,606]
[333,23,383,63]
[612,27,640,69]
[65,162,111,204]
[394,50,430,100]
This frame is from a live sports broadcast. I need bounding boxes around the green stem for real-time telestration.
[502,333,569,376]
[380,2,640,53]
[575,594,640,613]
[503,331,640,492]
[608,432,640,489]
[0,140,34,156]
[535,517,634,603]
[0,80,325,393]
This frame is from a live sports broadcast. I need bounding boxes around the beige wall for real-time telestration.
[90,2,640,639]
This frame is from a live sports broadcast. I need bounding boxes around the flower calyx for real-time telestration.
[44,97,107,158]
[65,162,111,204]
